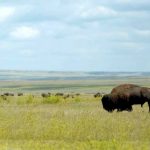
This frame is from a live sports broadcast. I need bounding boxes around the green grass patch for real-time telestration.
[42,96,60,104]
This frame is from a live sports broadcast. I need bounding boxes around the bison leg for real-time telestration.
[117,108,122,112]
[127,105,133,112]
[148,101,150,112]
[108,109,113,113]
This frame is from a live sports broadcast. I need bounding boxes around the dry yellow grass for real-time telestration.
[0,95,149,149]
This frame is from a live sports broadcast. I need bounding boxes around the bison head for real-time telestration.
[101,94,115,112]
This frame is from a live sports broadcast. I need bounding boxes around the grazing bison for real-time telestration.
[102,93,133,112]
[63,94,70,99]
[94,92,102,98]
[41,93,49,98]
[101,84,150,112]
[3,93,14,96]
[55,93,64,96]
[48,93,51,96]
[18,93,23,96]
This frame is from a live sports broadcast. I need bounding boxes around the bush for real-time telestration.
[16,95,34,105]
[42,96,60,104]
[74,97,81,102]
[26,95,34,104]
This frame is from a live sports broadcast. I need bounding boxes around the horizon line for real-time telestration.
[0,69,150,73]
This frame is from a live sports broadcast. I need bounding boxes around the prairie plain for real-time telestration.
[0,71,150,150]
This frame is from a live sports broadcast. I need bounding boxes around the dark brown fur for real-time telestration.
[102,84,150,112]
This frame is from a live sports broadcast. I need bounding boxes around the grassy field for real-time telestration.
[0,95,150,150]
[0,71,150,94]
[0,71,150,149]
[1,77,150,94]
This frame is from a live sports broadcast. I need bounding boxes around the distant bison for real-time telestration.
[55,93,64,96]
[41,93,50,98]
[94,92,102,98]
[3,93,14,96]
[18,93,23,96]
[101,84,150,112]
[76,93,80,96]
[63,94,70,99]
[48,93,51,96]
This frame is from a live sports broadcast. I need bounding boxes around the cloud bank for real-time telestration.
[0,0,150,71]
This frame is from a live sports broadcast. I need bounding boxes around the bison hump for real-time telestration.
[111,84,140,94]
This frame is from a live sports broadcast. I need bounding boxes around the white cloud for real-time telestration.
[10,26,40,39]
[0,6,15,22]
[79,5,117,19]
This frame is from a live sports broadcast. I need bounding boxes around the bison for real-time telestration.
[3,93,14,96]
[101,84,150,112]
[41,93,49,98]
[55,93,64,96]
[18,93,23,96]
[63,94,70,99]
[94,92,102,98]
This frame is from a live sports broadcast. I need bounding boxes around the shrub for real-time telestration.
[74,97,81,102]
[42,96,60,104]
[26,95,34,104]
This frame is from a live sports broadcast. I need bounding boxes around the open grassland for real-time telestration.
[0,71,150,149]
[0,95,150,150]
[0,77,150,94]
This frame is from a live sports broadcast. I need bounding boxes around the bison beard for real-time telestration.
[101,84,150,112]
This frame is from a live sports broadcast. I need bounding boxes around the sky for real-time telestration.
[0,0,150,71]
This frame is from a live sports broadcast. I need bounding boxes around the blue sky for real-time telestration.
[0,0,150,71]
